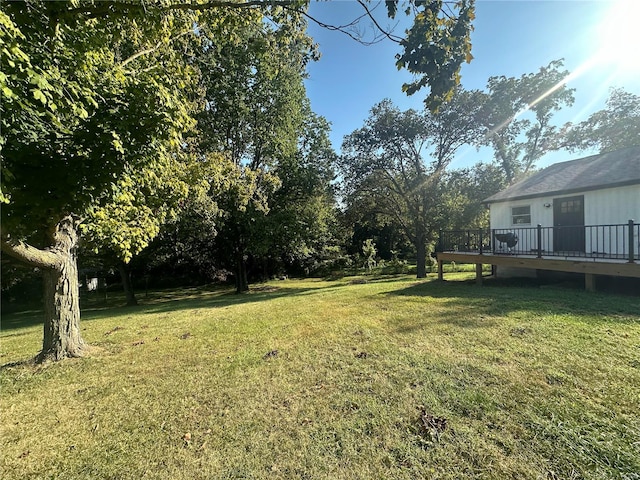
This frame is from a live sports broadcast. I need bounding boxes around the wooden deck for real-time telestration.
[436,251,640,291]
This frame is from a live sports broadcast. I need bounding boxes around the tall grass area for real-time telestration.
[2,274,639,479]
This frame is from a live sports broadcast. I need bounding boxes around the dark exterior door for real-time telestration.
[553,195,585,252]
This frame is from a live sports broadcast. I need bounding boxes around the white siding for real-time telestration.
[583,185,640,225]
[584,185,640,255]
[489,199,553,253]
[489,184,640,255]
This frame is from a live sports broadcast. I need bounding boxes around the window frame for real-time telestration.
[511,205,531,225]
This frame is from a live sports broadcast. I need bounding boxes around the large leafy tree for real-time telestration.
[195,10,314,292]
[252,105,338,276]
[478,60,575,183]
[0,1,200,361]
[340,93,483,278]
[79,4,313,300]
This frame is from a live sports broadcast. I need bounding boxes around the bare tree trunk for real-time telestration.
[413,218,428,279]
[416,237,427,279]
[117,260,138,306]
[1,215,86,362]
[234,250,249,293]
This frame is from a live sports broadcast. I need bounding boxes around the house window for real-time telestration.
[560,198,582,214]
[511,206,531,225]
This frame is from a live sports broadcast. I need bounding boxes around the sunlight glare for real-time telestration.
[471,1,640,144]
[594,1,640,79]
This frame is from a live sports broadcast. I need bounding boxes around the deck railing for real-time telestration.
[437,220,638,263]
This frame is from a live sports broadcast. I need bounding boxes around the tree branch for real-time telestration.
[65,1,297,18]
[355,0,402,43]
[1,235,60,269]
[121,30,193,68]
[63,1,401,47]
[291,4,391,46]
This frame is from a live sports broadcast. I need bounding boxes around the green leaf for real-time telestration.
[2,86,15,99]
[31,88,47,105]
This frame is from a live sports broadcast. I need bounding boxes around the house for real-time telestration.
[436,146,640,290]
[484,146,640,257]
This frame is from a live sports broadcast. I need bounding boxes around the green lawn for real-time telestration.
[1,274,639,479]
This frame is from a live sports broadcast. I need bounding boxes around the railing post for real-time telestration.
[479,229,483,255]
[537,224,543,258]
[491,229,495,254]
[629,219,635,263]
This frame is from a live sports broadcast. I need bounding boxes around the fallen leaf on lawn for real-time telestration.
[263,349,279,360]
[418,407,448,443]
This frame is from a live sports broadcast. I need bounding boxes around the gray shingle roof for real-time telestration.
[484,146,640,203]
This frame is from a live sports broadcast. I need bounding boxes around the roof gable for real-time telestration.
[484,146,640,203]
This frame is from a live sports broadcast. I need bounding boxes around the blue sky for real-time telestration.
[304,0,640,169]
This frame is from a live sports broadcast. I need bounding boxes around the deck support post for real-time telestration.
[476,263,483,286]
[437,259,443,281]
[537,224,543,258]
[585,273,596,292]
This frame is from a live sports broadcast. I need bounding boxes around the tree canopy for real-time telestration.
[392,0,475,111]
[557,88,640,153]
[1,1,199,242]
[478,60,575,183]
[340,92,484,278]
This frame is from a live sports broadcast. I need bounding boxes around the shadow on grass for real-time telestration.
[384,275,640,331]
[1,309,45,332]
[1,281,348,332]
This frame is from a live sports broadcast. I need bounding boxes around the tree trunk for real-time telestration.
[40,249,85,362]
[117,260,138,306]
[234,250,249,293]
[416,238,427,279]
[2,215,87,362]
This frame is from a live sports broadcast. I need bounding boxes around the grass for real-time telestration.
[1,273,639,479]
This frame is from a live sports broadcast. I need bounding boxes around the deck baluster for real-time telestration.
[629,220,635,263]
